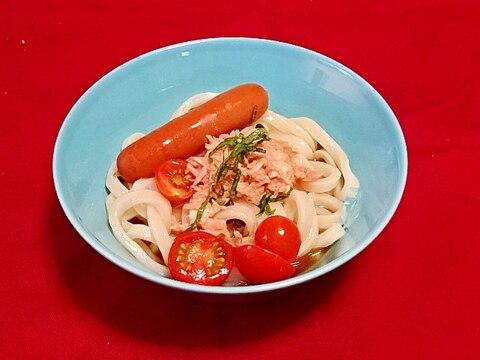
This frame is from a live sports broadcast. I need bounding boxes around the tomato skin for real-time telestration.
[255,216,301,262]
[155,159,194,203]
[233,244,295,284]
[168,231,234,286]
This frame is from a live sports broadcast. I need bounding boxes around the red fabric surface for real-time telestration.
[2,1,480,359]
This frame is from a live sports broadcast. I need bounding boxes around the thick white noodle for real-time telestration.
[312,193,345,229]
[300,161,341,193]
[106,162,128,198]
[284,190,319,256]
[312,149,336,166]
[293,117,359,200]
[257,110,317,153]
[106,92,359,279]
[313,223,346,248]
[215,201,259,241]
[146,205,174,266]
[126,224,153,242]
[106,133,147,198]
[131,178,158,219]
[108,189,172,276]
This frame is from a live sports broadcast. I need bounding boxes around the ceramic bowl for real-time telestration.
[53,38,407,297]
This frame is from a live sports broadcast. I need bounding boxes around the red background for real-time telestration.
[2,1,480,359]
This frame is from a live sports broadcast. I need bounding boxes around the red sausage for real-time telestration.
[116,83,269,183]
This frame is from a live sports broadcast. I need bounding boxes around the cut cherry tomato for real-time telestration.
[168,231,234,286]
[155,159,194,202]
[255,215,301,262]
[233,244,295,284]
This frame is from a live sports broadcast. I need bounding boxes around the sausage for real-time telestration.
[116,83,269,183]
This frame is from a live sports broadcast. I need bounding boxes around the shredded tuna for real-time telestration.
[171,126,321,241]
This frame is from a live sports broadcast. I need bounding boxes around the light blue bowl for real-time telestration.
[53,38,407,296]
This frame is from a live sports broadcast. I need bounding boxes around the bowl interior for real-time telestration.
[53,38,407,294]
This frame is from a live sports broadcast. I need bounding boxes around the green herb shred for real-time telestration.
[209,124,269,199]
[186,196,211,231]
[257,187,292,216]
[187,124,270,230]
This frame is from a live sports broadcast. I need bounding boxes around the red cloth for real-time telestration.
[2,0,480,358]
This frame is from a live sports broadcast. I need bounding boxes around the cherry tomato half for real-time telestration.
[168,231,234,286]
[155,159,194,203]
[255,216,301,262]
[233,244,295,284]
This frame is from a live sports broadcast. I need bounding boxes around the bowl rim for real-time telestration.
[53,37,408,295]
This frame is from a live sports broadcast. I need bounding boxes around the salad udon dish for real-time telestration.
[53,38,407,296]
[106,83,359,286]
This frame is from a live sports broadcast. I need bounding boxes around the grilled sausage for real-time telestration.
[117,83,269,183]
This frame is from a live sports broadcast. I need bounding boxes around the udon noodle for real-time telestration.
[106,92,359,281]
